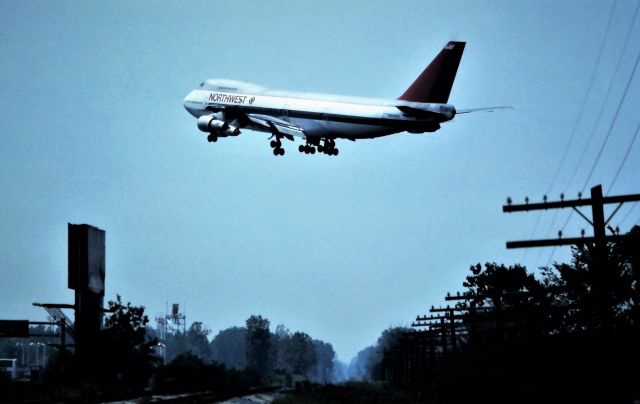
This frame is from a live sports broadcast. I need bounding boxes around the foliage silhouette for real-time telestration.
[245,315,271,378]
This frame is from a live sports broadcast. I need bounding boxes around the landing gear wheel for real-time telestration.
[318,145,324,153]
[298,145,304,153]
[334,148,339,156]
[273,148,279,156]
[207,134,217,142]
[310,147,316,154]
[278,148,285,156]
[270,140,277,148]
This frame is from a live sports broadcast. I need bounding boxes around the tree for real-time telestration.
[165,330,187,363]
[348,346,375,381]
[280,331,316,377]
[540,225,640,332]
[210,327,247,370]
[95,295,158,389]
[309,339,335,383]
[463,262,543,306]
[245,315,271,377]
[185,322,211,359]
[270,324,290,372]
[347,326,409,383]
[367,327,410,381]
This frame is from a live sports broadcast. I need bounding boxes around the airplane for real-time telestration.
[183,41,507,156]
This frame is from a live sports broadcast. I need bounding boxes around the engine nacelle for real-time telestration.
[222,124,240,136]
[197,115,225,132]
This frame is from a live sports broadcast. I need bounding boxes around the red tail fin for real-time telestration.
[398,41,466,104]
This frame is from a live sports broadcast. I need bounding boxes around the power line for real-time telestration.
[534,209,560,268]
[581,46,640,191]
[544,6,640,266]
[608,119,640,193]
[563,1,640,192]
[618,203,638,227]
[519,210,541,263]
[534,0,620,266]
[544,0,619,195]
[546,206,577,265]
[545,246,557,268]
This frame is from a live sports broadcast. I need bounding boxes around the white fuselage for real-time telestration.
[183,79,456,141]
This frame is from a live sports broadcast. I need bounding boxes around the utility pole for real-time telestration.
[503,185,639,248]
[503,185,640,327]
[503,184,640,401]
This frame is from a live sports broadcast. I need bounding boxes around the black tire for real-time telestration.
[334,148,339,156]
[273,148,279,156]
[279,148,285,156]
[270,140,277,148]
[310,147,316,154]
[298,145,304,153]
[207,134,214,142]
[318,145,324,153]
[276,140,282,147]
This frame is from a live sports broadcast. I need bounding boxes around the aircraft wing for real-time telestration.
[247,113,305,140]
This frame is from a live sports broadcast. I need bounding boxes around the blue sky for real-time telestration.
[1,0,639,362]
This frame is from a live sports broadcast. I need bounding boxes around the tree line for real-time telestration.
[371,226,640,403]
[0,301,340,401]
[154,314,340,385]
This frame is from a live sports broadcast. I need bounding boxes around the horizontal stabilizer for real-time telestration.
[456,106,513,114]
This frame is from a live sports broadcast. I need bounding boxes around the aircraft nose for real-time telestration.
[183,91,201,117]
[182,93,190,110]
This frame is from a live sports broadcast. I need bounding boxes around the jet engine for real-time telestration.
[222,125,240,136]
[197,115,225,132]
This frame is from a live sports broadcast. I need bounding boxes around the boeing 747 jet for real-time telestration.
[183,41,504,156]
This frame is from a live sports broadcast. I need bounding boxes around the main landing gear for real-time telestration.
[270,138,285,156]
[298,144,316,154]
[300,139,338,156]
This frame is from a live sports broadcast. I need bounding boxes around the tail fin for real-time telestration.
[398,41,466,104]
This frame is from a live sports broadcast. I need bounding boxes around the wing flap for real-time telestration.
[247,114,305,139]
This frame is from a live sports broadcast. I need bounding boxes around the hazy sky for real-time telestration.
[1,0,639,362]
